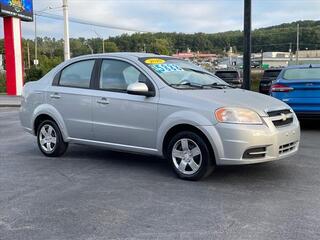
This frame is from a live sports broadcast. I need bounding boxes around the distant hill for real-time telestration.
[108,20,320,54]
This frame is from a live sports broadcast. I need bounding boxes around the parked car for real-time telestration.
[271,65,320,118]
[20,53,300,180]
[259,69,282,94]
[251,61,261,68]
[215,70,243,88]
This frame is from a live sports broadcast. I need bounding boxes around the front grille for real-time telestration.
[267,109,294,127]
[279,141,298,155]
[243,147,267,159]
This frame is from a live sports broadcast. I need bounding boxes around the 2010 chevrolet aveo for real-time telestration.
[20,53,300,180]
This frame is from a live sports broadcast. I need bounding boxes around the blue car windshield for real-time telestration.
[283,68,320,80]
[141,57,227,88]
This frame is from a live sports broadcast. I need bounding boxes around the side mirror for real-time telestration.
[127,82,155,97]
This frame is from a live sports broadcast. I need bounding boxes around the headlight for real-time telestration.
[215,107,263,125]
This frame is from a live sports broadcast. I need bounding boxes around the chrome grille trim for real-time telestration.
[279,141,298,155]
[267,109,294,127]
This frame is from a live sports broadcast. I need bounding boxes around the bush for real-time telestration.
[25,66,44,82]
[251,70,263,92]
[0,72,6,93]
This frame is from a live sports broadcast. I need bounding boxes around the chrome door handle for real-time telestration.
[97,98,110,105]
[50,93,61,99]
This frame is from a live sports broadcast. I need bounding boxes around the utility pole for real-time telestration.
[296,23,300,64]
[27,41,31,70]
[243,0,252,90]
[260,49,263,68]
[93,30,104,53]
[289,42,293,62]
[34,13,38,67]
[63,0,70,60]
[85,41,94,54]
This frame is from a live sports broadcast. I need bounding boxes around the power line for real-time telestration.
[36,12,152,33]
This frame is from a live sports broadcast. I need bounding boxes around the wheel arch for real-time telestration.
[161,124,216,164]
[32,104,69,141]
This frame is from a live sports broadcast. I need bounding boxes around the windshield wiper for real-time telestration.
[182,68,207,74]
[201,83,234,89]
[170,82,204,89]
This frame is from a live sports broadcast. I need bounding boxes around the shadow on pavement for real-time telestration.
[60,144,290,184]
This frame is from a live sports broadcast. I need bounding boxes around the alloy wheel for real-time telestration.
[172,138,202,175]
[39,124,57,153]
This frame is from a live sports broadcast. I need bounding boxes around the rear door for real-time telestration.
[48,59,97,139]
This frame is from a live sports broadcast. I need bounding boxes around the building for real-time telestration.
[172,52,218,62]
[252,51,320,68]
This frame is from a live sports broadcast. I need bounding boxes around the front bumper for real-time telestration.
[201,117,300,165]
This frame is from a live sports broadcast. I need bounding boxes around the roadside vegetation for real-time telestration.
[0,72,5,93]
[0,20,318,93]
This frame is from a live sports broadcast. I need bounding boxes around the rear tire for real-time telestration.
[37,120,68,157]
[167,131,215,181]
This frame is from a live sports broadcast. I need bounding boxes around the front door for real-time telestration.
[92,59,158,149]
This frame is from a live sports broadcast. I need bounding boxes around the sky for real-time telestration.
[0,0,320,39]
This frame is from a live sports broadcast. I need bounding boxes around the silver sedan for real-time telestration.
[20,53,300,180]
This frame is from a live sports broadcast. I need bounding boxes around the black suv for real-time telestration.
[259,69,282,94]
[215,70,243,88]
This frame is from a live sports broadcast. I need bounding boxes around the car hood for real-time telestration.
[177,88,290,117]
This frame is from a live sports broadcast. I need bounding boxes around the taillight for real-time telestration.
[271,84,294,92]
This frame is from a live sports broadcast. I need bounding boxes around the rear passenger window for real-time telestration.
[59,60,95,88]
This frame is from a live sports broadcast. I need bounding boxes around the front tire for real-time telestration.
[37,120,68,157]
[167,131,215,181]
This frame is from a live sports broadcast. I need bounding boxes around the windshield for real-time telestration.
[283,68,320,80]
[263,70,281,78]
[140,57,228,89]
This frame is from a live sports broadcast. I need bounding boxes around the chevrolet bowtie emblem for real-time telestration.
[281,113,287,121]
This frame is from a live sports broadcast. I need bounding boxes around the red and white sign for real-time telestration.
[3,17,24,96]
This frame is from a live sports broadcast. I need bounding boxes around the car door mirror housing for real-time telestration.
[127,82,155,97]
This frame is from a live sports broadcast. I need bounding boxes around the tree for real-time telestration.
[104,41,119,52]
[150,38,170,55]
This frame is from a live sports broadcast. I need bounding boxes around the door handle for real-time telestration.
[50,93,61,99]
[97,98,110,105]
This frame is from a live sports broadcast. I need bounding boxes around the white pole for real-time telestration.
[34,14,38,64]
[63,0,70,60]
[296,23,299,64]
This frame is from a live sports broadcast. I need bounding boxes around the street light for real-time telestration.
[93,30,105,53]
[34,6,63,66]
[84,41,94,54]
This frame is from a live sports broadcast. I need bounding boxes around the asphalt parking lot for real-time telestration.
[1,108,320,240]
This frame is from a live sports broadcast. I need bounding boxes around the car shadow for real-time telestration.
[61,144,291,184]
[63,144,174,178]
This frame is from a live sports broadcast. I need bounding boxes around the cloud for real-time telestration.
[0,0,319,39]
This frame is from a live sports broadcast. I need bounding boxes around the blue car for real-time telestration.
[271,65,320,117]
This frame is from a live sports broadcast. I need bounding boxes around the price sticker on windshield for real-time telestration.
[145,58,166,64]
[151,64,184,74]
